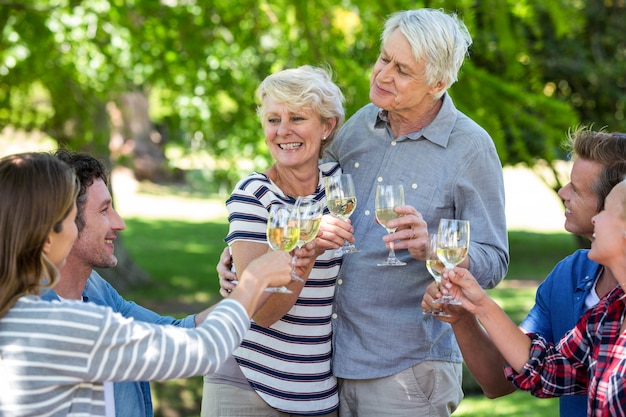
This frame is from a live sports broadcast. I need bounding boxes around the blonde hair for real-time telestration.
[256,65,345,156]
[0,152,79,317]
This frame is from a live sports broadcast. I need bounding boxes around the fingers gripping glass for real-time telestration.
[433,218,470,305]
[291,197,323,281]
[324,174,358,255]
[422,233,451,317]
[265,204,302,293]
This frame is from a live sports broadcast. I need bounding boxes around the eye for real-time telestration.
[267,117,280,124]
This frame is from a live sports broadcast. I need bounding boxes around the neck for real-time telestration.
[55,254,93,300]
[596,267,619,299]
[266,163,319,198]
[388,96,443,137]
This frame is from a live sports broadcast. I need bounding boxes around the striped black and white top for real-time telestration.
[0,295,249,417]
[225,161,342,414]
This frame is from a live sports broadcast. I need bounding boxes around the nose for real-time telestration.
[377,62,393,81]
[111,208,126,231]
[276,119,291,137]
[557,183,571,201]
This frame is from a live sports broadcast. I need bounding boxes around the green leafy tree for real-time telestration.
[2,0,624,284]
[0,0,585,180]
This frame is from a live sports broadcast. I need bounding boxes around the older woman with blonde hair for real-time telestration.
[202,65,346,417]
[0,152,291,417]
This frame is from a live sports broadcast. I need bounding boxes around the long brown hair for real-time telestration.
[0,152,79,318]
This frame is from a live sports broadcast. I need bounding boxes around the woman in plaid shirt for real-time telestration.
[437,170,626,417]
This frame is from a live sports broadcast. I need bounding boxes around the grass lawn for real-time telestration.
[118,200,577,416]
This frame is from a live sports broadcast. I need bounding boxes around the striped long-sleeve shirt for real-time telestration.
[220,161,341,414]
[0,295,249,417]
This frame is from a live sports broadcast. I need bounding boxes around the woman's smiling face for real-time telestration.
[589,181,626,269]
[263,98,330,169]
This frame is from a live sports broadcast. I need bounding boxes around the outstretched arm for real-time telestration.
[444,268,532,373]
[228,250,292,317]
[422,281,516,398]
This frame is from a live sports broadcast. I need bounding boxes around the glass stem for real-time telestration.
[291,254,304,282]
[388,241,397,260]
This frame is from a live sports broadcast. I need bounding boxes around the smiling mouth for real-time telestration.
[279,143,302,150]
[105,239,113,245]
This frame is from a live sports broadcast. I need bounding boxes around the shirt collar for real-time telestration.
[374,92,457,148]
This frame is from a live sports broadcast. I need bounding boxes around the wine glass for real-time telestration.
[374,184,406,266]
[265,203,300,293]
[422,233,451,316]
[291,197,323,280]
[324,174,358,255]
[435,218,470,305]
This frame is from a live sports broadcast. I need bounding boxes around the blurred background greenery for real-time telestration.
[3,0,623,415]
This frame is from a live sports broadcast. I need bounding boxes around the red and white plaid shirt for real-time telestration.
[506,286,626,417]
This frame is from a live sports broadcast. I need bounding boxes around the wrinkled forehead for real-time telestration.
[570,158,602,188]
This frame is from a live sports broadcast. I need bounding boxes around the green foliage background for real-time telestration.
[2,1,625,190]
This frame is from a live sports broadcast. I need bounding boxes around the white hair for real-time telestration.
[382,9,472,98]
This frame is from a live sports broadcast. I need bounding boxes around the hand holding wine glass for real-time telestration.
[375,184,406,266]
[422,233,451,316]
[435,218,470,305]
[291,197,323,280]
[266,204,301,293]
[324,174,358,255]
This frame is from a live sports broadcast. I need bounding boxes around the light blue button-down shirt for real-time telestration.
[42,270,196,417]
[324,93,509,379]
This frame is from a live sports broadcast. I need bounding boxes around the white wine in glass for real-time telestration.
[375,184,406,266]
[422,234,451,316]
[324,174,358,255]
[434,218,470,305]
[291,197,323,281]
[295,197,323,248]
[266,204,300,293]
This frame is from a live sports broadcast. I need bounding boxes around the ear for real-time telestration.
[323,118,338,140]
[42,234,53,256]
[429,81,447,96]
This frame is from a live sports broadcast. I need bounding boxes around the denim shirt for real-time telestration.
[324,93,509,379]
[42,270,196,417]
[520,249,602,417]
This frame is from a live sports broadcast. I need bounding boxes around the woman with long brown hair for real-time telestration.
[0,152,291,417]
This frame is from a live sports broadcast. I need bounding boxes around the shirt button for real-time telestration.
[332,313,338,319]
[412,183,418,189]
[377,176,383,182]
[364,210,370,216]
[391,141,397,146]
[354,162,360,168]
[337,279,343,285]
